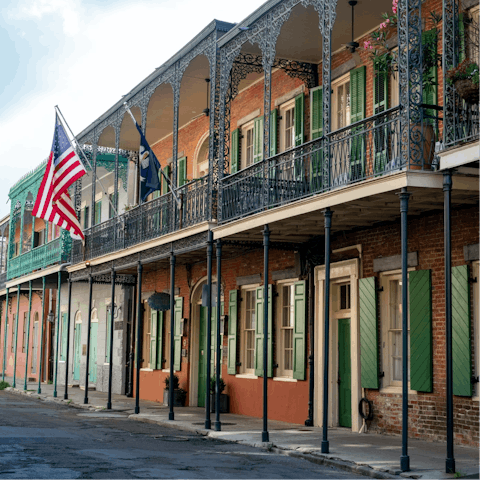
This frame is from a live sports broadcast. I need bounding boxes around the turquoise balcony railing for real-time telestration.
[7,237,70,280]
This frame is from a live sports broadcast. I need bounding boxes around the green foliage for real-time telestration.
[446,58,480,85]
[210,376,226,394]
[0,381,10,390]
[164,374,180,390]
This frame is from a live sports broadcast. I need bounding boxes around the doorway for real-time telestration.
[198,306,208,407]
[31,314,39,374]
[73,313,82,381]
[338,318,352,427]
[89,317,98,384]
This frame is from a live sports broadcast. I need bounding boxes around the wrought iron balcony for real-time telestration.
[220,106,407,223]
[72,175,210,263]
[445,99,479,149]
[7,237,68,281]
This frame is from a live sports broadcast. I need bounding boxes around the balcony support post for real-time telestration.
[107,268,116,410]
[64,278,72,400]
[205,230,213,430]
[262,226,270,443]
[305,261,315,427]
[84,274,93,404]
[23,280,32,391]
[444,171,455,474]
[113,123,120,251]
[321,208,332,454]
[2,288,9,382]
[399,187,411,472]
[13,284,20,388]
[214,239,222,432]
[168,251,176,421]
[53,271,61,397]
[171,67,181,230]
[135,261,143,414]
[37,277,46,393]
[91,138,98,228]
[262,60,272,210]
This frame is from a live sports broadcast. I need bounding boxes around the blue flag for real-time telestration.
[134,122,161,201]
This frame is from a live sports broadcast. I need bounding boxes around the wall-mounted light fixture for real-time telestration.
[47,310,55,323]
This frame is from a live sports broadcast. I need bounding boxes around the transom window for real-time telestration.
[242,289,256,374]
[280,100,295,152]
[332,75,351,130]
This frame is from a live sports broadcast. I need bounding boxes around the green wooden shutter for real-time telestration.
[150,309,157,368]
[105,310,112,363]
[162,165,170,194]
[228,290,238,375]
[293,281,306,380]
[422,30,438,126]
[231,129,240,174]
[409,269,433,392]
[359,277,379,389]
[178,157,187,187]
[452,265,472,396]
[94,201,102,225]
[174,297,183,371]
[61,313,68,361]
[294,93,305,146]
[253,117,263,163]
[157,311,164,370]
[270,110,278,157]
[373,63,389,175]
[255,285,273,377]
[350,66,366,179]
[310,87,324,191]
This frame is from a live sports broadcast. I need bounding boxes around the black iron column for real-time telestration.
[37,277,46,394]
[321,208,332,454]
[305,262,315,427]
[135,261,143,414]
[107,267,116,410]
[399,187,411,472]
[13,284,20,388]
[127,283,136,398]
[2,288,9,382]
[444,171,455,474]
[23,281,32,391]
[262,225,270,443]
[84,274,93,404]
[53,272,61,397]
[169,251,176,421]
[205,230,213,429]
[64,279,72,400]
[215,239,222,432]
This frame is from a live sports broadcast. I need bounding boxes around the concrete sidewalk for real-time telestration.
[2,377,479,480]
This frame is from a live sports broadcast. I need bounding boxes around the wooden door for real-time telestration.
[338,318,352,428]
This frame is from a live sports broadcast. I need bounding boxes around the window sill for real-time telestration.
[380,386,418,395]
[235,374,258,379]
[273,376,297,383]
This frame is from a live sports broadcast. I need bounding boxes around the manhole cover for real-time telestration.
[77,413,128,418]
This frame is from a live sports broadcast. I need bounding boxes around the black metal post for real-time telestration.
[127,283,136,398]
[399,187,411,472]
[24,281,32,391]
[2,288,9,382]
[169,251,176,421]
[37,277,46,393]
[64,279,72,400]
[13,284,21,388]
[205,230,213,429]
[215,239,222,432]
[53,272,61,397]
[321,208,332,454]
[135,262,143,414]
[262,225,270,443]
[84,274,93,404]
[305,262,315,427]
[444,171,455,474]
[107,268,116,410]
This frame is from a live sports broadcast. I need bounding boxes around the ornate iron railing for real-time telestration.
[445,97,479,148]
[7,237,66,280]
[72,176,209,263]
[220,107,404,223]
[0,272,6,291]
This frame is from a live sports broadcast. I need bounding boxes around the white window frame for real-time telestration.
[279,98,296,153]
[239,285,259,376]
[331,73,351,131]
[241,120,255,170]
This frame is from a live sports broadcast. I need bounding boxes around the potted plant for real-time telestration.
[163,374,187,407]
[210,376,229,413]
[446,58,479,104]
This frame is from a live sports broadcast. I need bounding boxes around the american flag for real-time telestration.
[32,115,86,240]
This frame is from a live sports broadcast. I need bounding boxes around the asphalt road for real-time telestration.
[0,391,363,479]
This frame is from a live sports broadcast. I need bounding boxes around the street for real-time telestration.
[0,392,362,479]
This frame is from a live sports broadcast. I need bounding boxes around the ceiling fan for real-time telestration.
[343,0,360,54]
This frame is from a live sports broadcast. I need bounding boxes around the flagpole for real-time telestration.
[54,106,120,219]
[123,103,181,208]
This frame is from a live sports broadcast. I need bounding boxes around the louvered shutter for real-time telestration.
[94,201,102,225]
[422,30,438,126]
[452,265,472,396]
[253,117,263,163]
[270,110,278,157]
[310,87,324,191]
[227,290,238,375]
[178,157,187,187]
[293,281,306,380]
[162,165,170,194]
[359,277,379,389]
[231,129,240,173]
[150,309,157,368]
[255,285,273,377]
[174,297,183,371]
[350,66,366,180]
[157,312,164,370]
[409,270,433,392]
[294,93,305,146]
[374,61,389,174]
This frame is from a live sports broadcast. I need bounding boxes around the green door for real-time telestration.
[73,323,81,381]
[198,307,208,407]
[338,318,352,428]
[89,322,98,384]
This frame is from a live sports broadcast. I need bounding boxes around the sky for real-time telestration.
[0,0,264,219]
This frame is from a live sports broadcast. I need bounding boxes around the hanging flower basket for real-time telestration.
[147,292,171,311]
[454,79,479,105]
